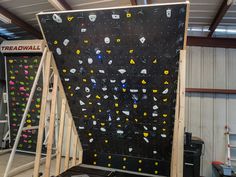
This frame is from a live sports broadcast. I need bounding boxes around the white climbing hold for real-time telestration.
[162,88,169,94]
[102,86,107,91]
[153,97,157,101]
[130,89,138,93]
[104,95,109,99]
[81,28,86,32]
[52,14,62,23]
[108,60,113,65]
[104,37,110,44]
[70,68,76,73]
[65,78,69,82]
[122,111,130,116]
[63,39,69,46]
[118,69,126,74]
[153,105,158,110]
[116,117,120,121]
[144,137,149,143]
[93,121,97,125]
[166,9,172,18]
[85,87,90,93]
[117,130,124,134]
[112,14,120,19]
[110,80,116,83]
[82,109,86,111]
[91,79,96,83]
[108,115,112,121]
[152,113,158,117]
[79,100,85,105]
[128,148,133,152]
[153,151,157,154]
[56,48,62,55]
[140,69,147,74]
[99,70,105,74]
[89,14,97,22]
[88,58,93,64]
[143,126,148,130]
[78,60,83,64]
[95,49,101,54]
[100,127,106,132]
[139,37,146,44]
[97,102,101,106]
[161,134,167,138]
[75,86,80,90]
[142,89,147,93]
[121,79,126,84]
[113,95,118,100]
[89,138,94,143]
[153,127,157,131]
[79,126,85,130]
[86,94,91,98]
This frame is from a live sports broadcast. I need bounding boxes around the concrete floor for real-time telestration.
[0,152,67,177]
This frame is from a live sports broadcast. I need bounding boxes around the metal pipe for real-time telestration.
[144,0,148,4]
[3,47,47,177]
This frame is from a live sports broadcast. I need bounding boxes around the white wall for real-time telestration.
[185,46,236,177]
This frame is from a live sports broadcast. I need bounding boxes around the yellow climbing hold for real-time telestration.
[115,103,119,107]
[138,160,142,163]
[143,132,149,137]
[155,171,158,174]
[163,98,168,102]
[70,93,74,96]
[108,163,111,167]
[133,104,138,109]
[96,95,101,99]
[163,128,166,131]
[83,79,87,82]
[35,104,40,108]
[90,70,94,74]
[68,86,71,90]
[153,89,158,93]
[130,59,135,64]
[163,114,167,117]
[123,157,127,161]
[53,40,58,45]
[62,69,67,73]
[99,109,102,112]
[141,80,147,84]
[76,49,81,55]
[164,70,169,75]
[116,110,119,114]
[105,140,109,143]
[106,50,111,54]
[126,12,132,18]
[89,102,92,105]
[88,133,92,136]
[108,156,112,159]
[93,161,97,165]
[122,88,126,92]
[129,49,134,54]
[143,112,147,116]
[138,168,142,172]
[163,121,166,124]
[67,16,74,21]
[94,154,97,157]
[123,166,126,169]
[84,40,89,43]
[153,59,157,64]
[92,115,95,119]
[164,81,169,85]
[116,38,121,43]
[155,162,159,166]
[101,122,105,126]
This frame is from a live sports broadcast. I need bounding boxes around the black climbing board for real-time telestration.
[6,54,44,153]
[38,3,187,176]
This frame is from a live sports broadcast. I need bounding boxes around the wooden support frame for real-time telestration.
[33,50,83,177]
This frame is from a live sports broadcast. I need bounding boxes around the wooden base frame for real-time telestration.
[33,51,83,177]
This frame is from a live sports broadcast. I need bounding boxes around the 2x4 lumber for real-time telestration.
[0,5,42,38]
[58,0,72,10]
[33,51,52,177]
[186,88,236,94]
[55,98,66,176]
[64,117,72,170]
[208,0,233,37]
[44,74,59,177]
[187,36,236,48]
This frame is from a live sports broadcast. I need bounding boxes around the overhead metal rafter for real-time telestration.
[208,0,234,37]
[0,5,42,39]
[48,0,72,11]
[130,0,152,5]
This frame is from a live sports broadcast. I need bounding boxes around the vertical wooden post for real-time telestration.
[33,51,51,177]
[55,98,66,175]
[44,74,59,177]
[72,133,78,166]
[64,117,72,170]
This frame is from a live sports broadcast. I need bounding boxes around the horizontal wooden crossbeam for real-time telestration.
[186,88,236,94]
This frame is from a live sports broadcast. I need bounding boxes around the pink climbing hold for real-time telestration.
[9,80,15,85]
[19,86,26,91]
[24,65,29,69]
[24,70,29,75]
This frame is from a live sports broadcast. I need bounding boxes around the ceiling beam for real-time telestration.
[130,0,137,5]
[48,0,72,10]
[0,5,42,39]
[147,0,152,4]
[208,0,233,37]
[187,36,236,48]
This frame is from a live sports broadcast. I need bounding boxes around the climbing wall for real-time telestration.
[38,3,187,176]
[6,54,43,153]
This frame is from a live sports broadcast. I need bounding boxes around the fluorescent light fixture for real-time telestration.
[48,0,66,11]
[0,13,11,24]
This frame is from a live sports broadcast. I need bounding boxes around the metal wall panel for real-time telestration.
[186,47,236,177]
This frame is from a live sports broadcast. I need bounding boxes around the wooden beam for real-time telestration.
[187,36,236,48]
[208,0,233,37]
[147,0,152,4]
[0,5,42,39]
[58,0,72,10]
[186,88,236,94]
[130,0,137,5]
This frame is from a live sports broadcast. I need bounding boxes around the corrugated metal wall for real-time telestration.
[185,46,236,177]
